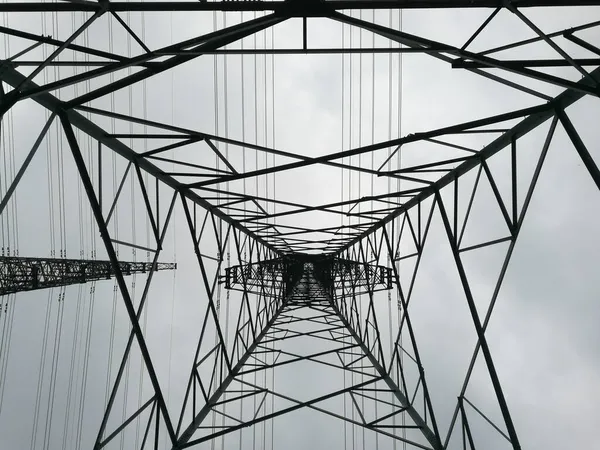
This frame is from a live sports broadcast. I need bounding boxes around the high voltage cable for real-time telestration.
[252,12,260,450]
[240,17,248,447]
[42,287,66,450]
[30,290,53,450]
[269,21,276,446]
[62,284,84,450]
[139,7,151,448]
[212,9,221,448]
[122,10,135,450]
[75,282,96,450]
[0,294,15,421]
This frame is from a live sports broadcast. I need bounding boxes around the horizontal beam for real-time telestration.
[0,1,597,13]
[0,256,175,295]
[453,58,600,68]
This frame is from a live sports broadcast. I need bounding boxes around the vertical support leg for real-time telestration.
[60,112,176,445]
[435,191,521,450]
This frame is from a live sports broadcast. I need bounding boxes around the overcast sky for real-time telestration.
[0,3,600,450]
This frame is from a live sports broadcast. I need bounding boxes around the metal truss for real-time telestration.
[1,1,599,450]
[0,256,175,295]
[224,256,392,296]
[223,256,304,296]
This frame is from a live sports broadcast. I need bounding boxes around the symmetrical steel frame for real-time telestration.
[1,1,600,449]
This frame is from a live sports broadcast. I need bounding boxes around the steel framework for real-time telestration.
[0,256,176,295]
[0,1,599,450]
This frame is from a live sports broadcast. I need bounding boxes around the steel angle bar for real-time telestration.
[334,11,600,97]
[340,65,600,254]
[480,19,600,56]
[461,7,501,50]
[0,65,276,252]
[17,8,105,89]
[60,113,177,445]
[435,191,521,450]
[564,32,600,58]
[1,1,599,13]
[99,397,156,449]
[325,277,442,450]
[443,116,558,448]
[330,11,554,100]
[67,13,288,107]
[0,112,55,215]
[175,284,294,446]
[164,47,449,55]
[110,10,151,53]
[0,9,105,116]
[557,109,600,191]
[462,396,511,443]
[506,3,598,83]
[0,24,127,61]
[453,58,600,68]
[376,104,548,172]
[95,190,178,449]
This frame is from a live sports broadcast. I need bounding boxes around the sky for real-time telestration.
[0,2,600,450]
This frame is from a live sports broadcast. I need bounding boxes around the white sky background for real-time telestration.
[0,3,600,450]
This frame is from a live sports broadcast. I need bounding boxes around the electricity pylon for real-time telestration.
[1,1,600,450]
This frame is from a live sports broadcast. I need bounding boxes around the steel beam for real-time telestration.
[0,256,175,296]
[0,1,598,13]
[339,65,600,253]
[0,65,276,253]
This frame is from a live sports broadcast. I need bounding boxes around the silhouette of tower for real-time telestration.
[1,2,599,450]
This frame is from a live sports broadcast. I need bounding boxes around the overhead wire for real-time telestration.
[120,9,136,450]
[81,8,96,261]
[252,12,261,450]
[211,9,221,449]
[138,6,151,448]
[75,9,85,260]
[0,292,15,421]
[370,10,379,450]
[72,9,97,448]
[0,8,7,257]
[385,8,398,450]
[105,8,119,429]
[348,11,356,450]
[341,17,348,450]
[42,287,66,450]
[52,7,67,259]
[43,8,56,259]
[164,9,179,450]
[222,11,233,450]
[62,283,84,450]
[0,9,19,258]
[270,21,277,447]
[260,19,268,449]
[271,24,276,234]
[75,282,97,450]
[30,290,54,450]
[0,6,18,424]
[63,9,84,447]
[239,14,247,438]
[397,9,406,450]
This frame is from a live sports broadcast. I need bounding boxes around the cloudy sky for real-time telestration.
[0,2,599,450]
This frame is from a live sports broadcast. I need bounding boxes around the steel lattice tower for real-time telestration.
[0,1,599,450]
